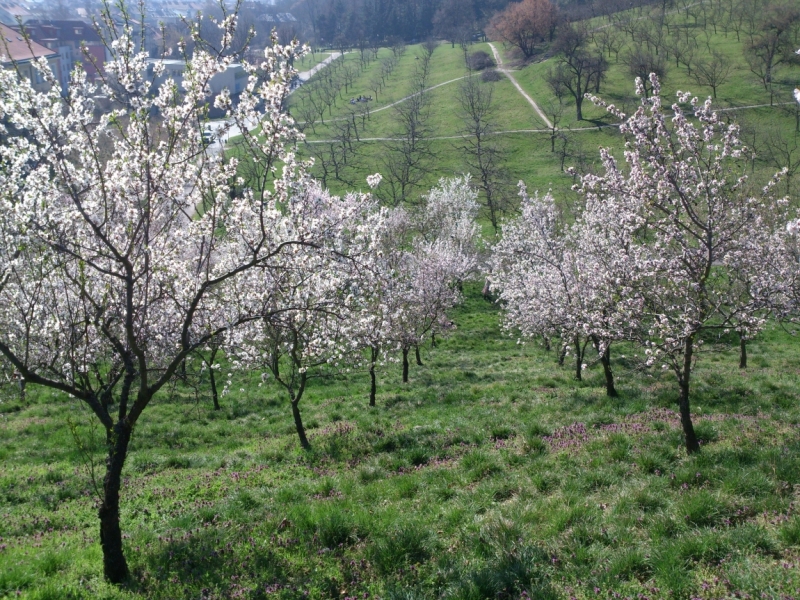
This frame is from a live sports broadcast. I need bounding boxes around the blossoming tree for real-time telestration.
[490,184,638,395]
[0,6,349,582]
[224,183,388,448]
[584,75,785,453]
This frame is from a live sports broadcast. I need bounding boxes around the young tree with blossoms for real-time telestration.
[349,176,480,393]
[583,74,786,453]
[491,187,580,372]
[490,186,625,389]
[224,183,387,448]
[0,3,362,582]
[391,177,480,382]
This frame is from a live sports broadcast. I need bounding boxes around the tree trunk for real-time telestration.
[678,337,700,454]
[558,346,566,366]
[99,421,132,584]
[575,96,583,121]
[599,345,618,397]
[209,347,220,410]
[291,399,310,450]
[369,346,378,407]
[402,347,409,383]
[415,345,423,366]
[739,336,747,369]
[574,337,582,381]
[18,376,25,403]
[271,353,279,380]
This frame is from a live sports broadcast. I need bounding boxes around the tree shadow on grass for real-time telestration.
[130,526,290,598]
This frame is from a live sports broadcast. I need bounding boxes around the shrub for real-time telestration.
[481,69,503,82]
[467,51,495,71]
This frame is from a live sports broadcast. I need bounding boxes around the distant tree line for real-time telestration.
[295,0,677,47]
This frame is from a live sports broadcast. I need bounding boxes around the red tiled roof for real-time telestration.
[0,22,58,64]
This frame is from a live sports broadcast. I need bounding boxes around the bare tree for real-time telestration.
[368,73,383,102]
[341,62,359,94]
[692,51,732,98]
[745,6,800,93]
[422,38,439,59]
[596,26,623,62]
[455,76,512,231]
[547,25,607,120]
[624,45,667,97]
[488,0,559,59]
[433,0,475,49]
[378,63,436,206]
[542,97,566,153]
[763,127,800,195]
[667,29,699,74]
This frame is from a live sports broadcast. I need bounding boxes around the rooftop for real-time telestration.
[23,20,102,44]
[0,22,57,64]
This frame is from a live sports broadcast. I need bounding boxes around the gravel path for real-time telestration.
[488,42,552,129]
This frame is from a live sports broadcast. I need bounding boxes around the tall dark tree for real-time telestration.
[455,76,511,231]
[433,0,476,48]
[547,25,607,120]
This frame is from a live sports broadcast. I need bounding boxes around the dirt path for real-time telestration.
[488,42,552,129]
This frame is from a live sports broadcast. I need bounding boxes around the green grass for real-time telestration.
[2,283,800,599]
[281,6,800,206]
[295,51,333,72]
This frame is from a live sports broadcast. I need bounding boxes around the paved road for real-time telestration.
[203,52,343,152]
[297,52,341,82]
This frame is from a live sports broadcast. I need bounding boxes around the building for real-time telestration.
[0,22,59,92]
[0,1,33,26]
[22,20,107,94]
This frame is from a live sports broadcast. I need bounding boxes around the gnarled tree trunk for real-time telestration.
[209,347,220,410]
[599,346,617,397]
[290,372,310,450]
[592,336,618,397]
[291,400,310,450]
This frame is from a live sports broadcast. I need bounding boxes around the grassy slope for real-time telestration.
[2,284,800,599]
[290,5,799,204]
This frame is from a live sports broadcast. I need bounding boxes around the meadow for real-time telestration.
[1,284,800,599]
[288,5,800,208]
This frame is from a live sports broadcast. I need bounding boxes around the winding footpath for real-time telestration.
[488,42,552,129]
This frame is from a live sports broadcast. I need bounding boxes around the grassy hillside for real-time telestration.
[2,284,800,599]
[287,3,799,209]
[4,4,800,599]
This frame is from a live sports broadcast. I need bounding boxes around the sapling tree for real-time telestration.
[224,183,387,448]
[391,239,475,382]
[491,172,651,398]
[357,177,481,388]
[0,3,350,583]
